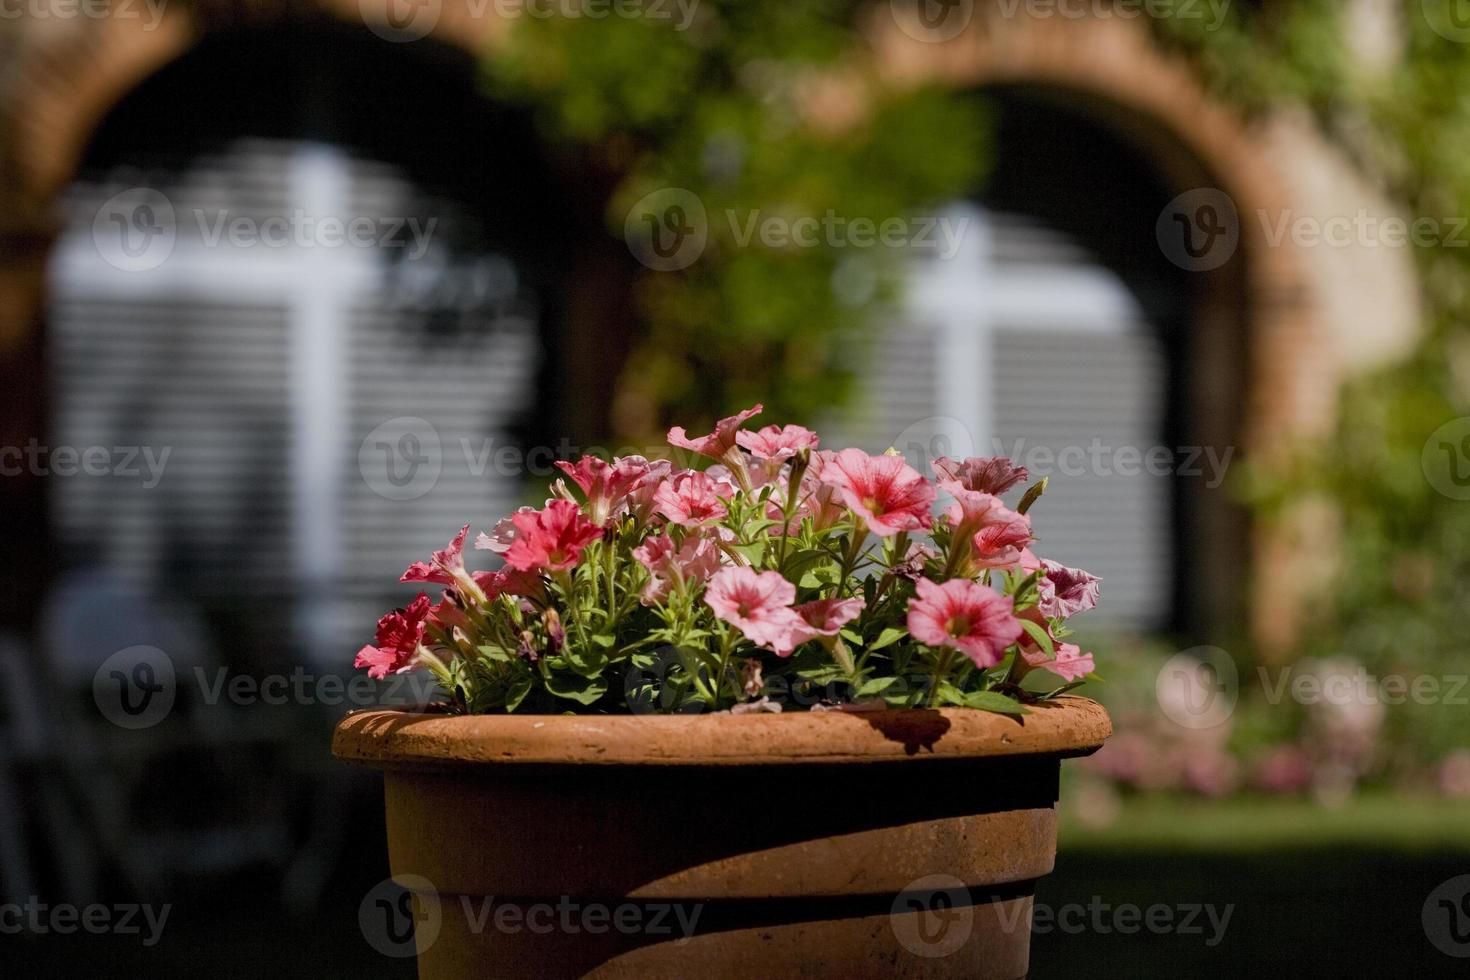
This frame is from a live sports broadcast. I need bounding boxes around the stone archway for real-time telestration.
[866,7,1361,655]
[0,1,568,633]
[0,1,521,349]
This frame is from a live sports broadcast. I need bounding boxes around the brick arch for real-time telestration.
[0,0,513,348]
[868,9,1324,652]
[0,1,533,633]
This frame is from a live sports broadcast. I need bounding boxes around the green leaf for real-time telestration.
[731,542,767,565]
[935,681,968,706]
[867,626,905,652]
[545,671,608,705]
[964,690,1029,716]
[1017,619,1054,657]
[856,675,904,698]
[504,672,535,712]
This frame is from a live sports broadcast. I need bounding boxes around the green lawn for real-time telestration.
[1060,793,1470,853]
[1031,794,1470,978]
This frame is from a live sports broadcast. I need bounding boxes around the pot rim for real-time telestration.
[332,696,1110,768]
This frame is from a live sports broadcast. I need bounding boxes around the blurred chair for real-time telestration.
[37,569,294,902]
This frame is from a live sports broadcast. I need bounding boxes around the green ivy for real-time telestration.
[483,1,988,431]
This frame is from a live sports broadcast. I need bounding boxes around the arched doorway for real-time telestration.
[15,17,630,666]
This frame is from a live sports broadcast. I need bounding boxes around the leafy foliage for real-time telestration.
[483,1,988,429]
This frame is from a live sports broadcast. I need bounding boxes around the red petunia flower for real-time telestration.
[355,593,431,679]
[504,500,603,573]
[555,455,658,526]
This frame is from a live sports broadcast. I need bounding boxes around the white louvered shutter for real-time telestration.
[48,139,540,662]
[828,205,1170,629]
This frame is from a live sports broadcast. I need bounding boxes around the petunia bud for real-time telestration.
[543,607,566,654]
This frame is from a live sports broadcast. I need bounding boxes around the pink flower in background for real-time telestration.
[634,531,724,603]
[971,507,1032,571]
[505,500,603,573]
[667,403,763,460]
[1036,560,1101,618]
[941,484,1004,540]
[941,485,1029,570]
[618,458,673,525]
[907,578,1022,668]
[737,424,819,461]
[786,597,865,649]
[654,470,730,526]
[355,593,431,679]
[1020,641,1094,682]
[932,456,1029,495]
[401,524,472,584]
[704,567,800,653]
[819,448,935,537]
[428,592,472,633]
[476,566,544,600]
[555,455,655,526]
[475,509,531,555]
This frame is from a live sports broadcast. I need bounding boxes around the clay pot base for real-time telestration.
[335,700,1110,978]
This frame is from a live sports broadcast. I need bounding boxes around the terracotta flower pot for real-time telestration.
[334,697,1110,979]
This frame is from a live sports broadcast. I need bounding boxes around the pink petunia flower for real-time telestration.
[818,448,936,537]
[633,530,724,603]
[554,455,657,526]
[1036,560,1101,619]
[504,500,603,573]
[1020,640,1095,681]
[618,457,673,525]
[932,456,1030,495]
[401,524,472,585]
[737,424,818,461]
[355,593,431,679]
[703,567,800,653]
[971,507,1032,571]
[475,508,531,555]
[654,470,730,527]
[667,404,763,461]
[906,577,1022,668]
[785,597,865,651]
